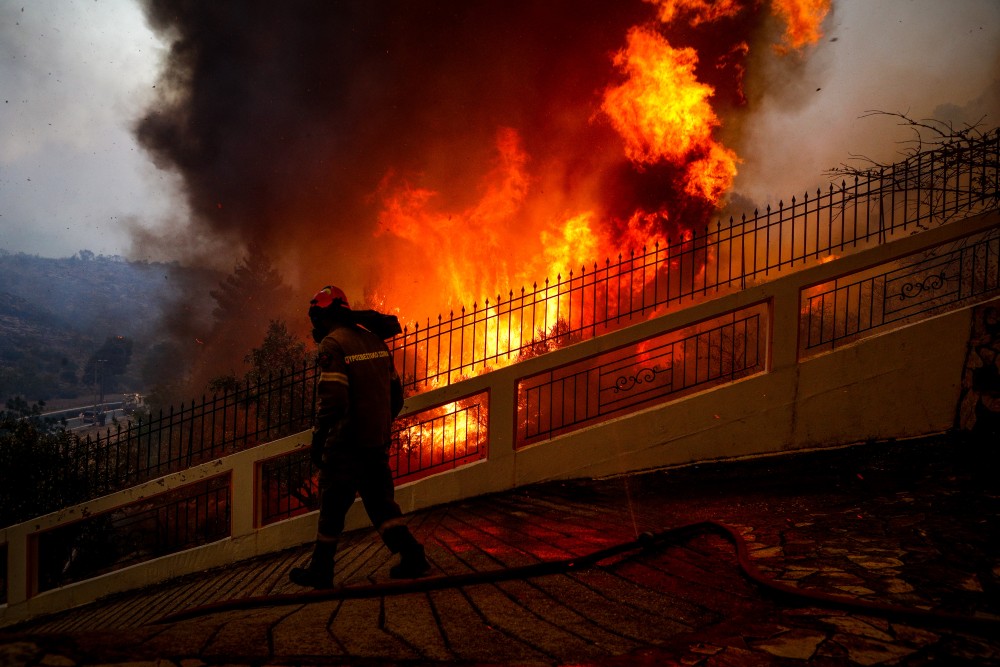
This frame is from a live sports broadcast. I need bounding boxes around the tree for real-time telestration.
[196,242,294,388]
[827,112,999,228]
[209,241,291,329]
[83,336,133,397]
[244,320,309,385]
[0,399,84,528]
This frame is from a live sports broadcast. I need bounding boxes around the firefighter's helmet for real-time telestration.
[309,285,350,312]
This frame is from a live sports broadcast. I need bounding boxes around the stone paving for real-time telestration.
[1,432,998,666]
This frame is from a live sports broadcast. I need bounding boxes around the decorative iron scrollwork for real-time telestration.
[614,366,660,393]
[900,271,946,300]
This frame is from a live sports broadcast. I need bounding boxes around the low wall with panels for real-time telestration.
[2,210,997,628]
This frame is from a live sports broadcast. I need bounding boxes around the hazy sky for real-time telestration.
[0,0,998,260]
[1,0,173,259]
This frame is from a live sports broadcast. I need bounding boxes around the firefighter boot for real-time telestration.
[382,525,430,579]
[289,539,336,589]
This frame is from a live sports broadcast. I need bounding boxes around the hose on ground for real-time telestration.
[154,520,999,634]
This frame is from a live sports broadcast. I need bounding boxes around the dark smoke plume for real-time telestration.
[135,1,774,298]
[139,3,632,266]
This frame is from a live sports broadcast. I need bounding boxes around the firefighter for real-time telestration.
[289,285,429,588]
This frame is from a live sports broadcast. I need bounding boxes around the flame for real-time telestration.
[771,0,831,53]
[392,397,489,482]
[601,27,739,207]
[685,142,740,202]
[602,28,718,166]
[541,212,602,282]
[371,0,832,393]
[375,127,532,309]
[365,0,832,457]
[644,0,743,27]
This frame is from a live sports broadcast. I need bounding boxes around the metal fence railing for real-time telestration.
[258,391,489,526]
[49,362,317,508]
[7,133,999,603]
[802,227,1000,354]
[516,303,767,447]
[22,130,999,517]
[389,131,999,391]
[34,474,232,593]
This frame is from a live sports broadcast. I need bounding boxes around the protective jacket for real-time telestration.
[314,322,403,451]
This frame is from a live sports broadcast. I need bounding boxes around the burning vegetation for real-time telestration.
[137,0,830,339]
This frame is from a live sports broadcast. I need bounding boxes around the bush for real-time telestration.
[0,400,86,528]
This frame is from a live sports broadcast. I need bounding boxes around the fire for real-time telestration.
[602,28,721,167]
[685,142,740,202]
[541,212,602,283]
[361,0,836,468]
[771,0,832,53]
[600,26,740,208]
[369,0,832,393]
[375,127,534,309]
[644,0,743,27]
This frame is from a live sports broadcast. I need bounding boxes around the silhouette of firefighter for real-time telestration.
[290,285,429,588]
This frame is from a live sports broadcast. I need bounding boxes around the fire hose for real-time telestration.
[154,520,1000,634]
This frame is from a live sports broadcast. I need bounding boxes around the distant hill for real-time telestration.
[0,251,219,402]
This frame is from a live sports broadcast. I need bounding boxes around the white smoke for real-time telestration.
[0,0,177,259]
[734,0,1000,209]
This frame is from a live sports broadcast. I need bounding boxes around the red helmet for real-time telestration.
[309,285,350,311]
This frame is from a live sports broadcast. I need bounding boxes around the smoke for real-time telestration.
[732,0,1000,207]
[134,1,788,308]
[138,2,634,280]
[133,0,999,343]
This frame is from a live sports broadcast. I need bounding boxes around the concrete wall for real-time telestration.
[2,209,997,628]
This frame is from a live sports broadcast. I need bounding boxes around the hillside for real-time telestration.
[0,252,218,402]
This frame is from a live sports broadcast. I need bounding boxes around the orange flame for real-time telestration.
[361,0,835,461]
[371,0,830,368]
[601,26,739,206]
[375,127,535,310]
[771,0,831,53]
[644,0,742,26]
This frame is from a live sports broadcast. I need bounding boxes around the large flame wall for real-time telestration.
[138,0,829,332]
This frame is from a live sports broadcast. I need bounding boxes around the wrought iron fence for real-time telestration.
[390,131,1000,392]
[517,303,767,447]
[802,228,1000,354]
[53,362,317,506]
[258,392,489,526]
[259,449,317,526]
[390,392,489,483]
[33,474,231,593]
[26,131,999,518]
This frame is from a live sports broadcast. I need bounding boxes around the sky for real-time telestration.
[0,0,998,261]
[0,0,175,259]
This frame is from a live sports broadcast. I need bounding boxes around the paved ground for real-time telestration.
[2,431,998,666]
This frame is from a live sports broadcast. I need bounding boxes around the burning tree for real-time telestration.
[136,0,835,329]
